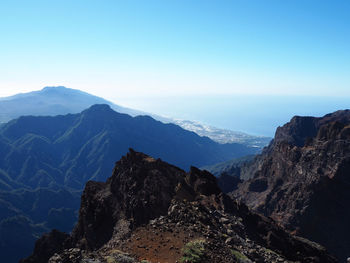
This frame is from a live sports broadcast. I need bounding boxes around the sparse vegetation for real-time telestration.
[231,249,250,263]
[264,248,278,255]
[180,239,206,263]
[105,252,137,263]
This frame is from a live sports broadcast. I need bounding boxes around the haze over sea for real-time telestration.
[120,94,350,137]
[1,0,349,137]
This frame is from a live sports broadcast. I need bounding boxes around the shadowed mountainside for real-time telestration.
[0,104,257,188]
[0,104,257,263]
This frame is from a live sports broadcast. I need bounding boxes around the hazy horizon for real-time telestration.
[1,1,349,136]
[1,86,349,137]
[118,94,350,136]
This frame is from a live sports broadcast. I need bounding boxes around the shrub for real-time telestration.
[104,253,137,263]
[180,239,206,263]
[231,249,251,263]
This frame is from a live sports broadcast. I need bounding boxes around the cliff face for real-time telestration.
[234,110,350,261]
[70,149,186,250]
[22,149,336,263]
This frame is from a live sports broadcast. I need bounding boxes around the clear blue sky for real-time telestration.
[1,0,349,100]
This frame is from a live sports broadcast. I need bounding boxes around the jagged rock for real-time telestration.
[217,172,243,193]
[233,110,350,261]
[71,149,187,250]
[22,149,337,263]
[19,229,69,263]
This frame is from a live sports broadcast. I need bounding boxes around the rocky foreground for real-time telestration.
[22,149,336,263]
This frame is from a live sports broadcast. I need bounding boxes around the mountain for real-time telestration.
[0,86,271,147]
[0,104,257,186]
[22,150,336,263]
[0,104,258,263]
[232,110,350,261]
[0,86,145,123]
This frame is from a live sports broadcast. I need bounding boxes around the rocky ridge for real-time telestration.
[233,110,350,261]
[22,149,337,263]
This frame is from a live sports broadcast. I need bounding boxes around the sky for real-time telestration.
[0,0,349,100]
[0,1,349,136]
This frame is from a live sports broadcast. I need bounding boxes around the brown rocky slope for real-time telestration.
[233,110,350,261]
[22,149,336,263]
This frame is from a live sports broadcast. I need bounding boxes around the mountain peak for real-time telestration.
[40,86,97,97]
[80,104,115,118]
[42,86,68,91]
[274,109,350,147]
[40,86,75,94]
[83,104,113,112]
[122,148,158,164]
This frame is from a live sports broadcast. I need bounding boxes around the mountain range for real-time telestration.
[0,103,258,263]
[0,86,271,147]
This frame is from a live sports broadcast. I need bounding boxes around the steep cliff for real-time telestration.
[233,110,350,261]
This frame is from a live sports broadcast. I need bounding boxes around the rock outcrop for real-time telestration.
[233,110,350,261]
[19,230,69,263]
[22,149,337,263]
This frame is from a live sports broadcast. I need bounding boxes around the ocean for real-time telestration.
[119,94,350,137]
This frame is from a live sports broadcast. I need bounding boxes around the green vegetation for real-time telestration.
[231,249,250,262]
[105,253,137,263]
[180,239,206,263]
[105,256,117,263]
[264,248,278,255]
